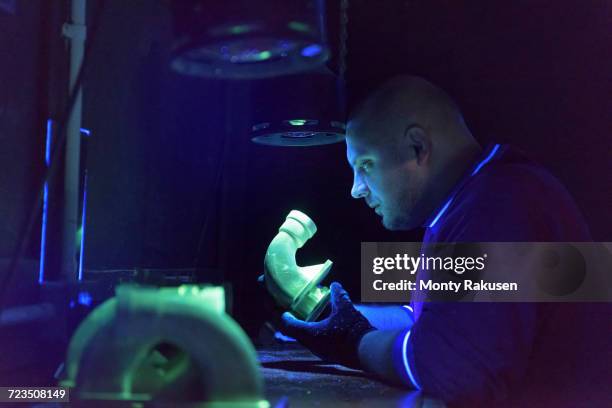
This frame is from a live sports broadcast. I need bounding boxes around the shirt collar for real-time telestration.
[423,143,503,229]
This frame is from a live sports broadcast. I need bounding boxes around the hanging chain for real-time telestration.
[338,0,349,80]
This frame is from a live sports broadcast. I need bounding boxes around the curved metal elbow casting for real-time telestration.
[60,285,268,407]
[264,210,332,321]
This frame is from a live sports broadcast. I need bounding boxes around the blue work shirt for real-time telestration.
[394,144,609,406]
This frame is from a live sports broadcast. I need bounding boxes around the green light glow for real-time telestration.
[288,21,310,33]
[254,51,272,61]
[288,119,308,126]
[62,284,265,405]
[176,285,225,313]
[76,226,83,247]
[228,24,252,35]
[264,210,332,322]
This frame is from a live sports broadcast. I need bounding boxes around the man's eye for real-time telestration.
[360,161,373,173]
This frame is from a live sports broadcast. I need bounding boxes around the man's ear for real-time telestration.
[404,125,431,165]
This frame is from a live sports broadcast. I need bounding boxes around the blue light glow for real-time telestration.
[427,197,454,228]
[401,330,421,390]
[471,144,500,176]
[428,144,501,229]
[39,119,53,284]
[78,291,92,307]
[45,120,52,164]
[301,44,322,57]
[39,185,48,285]
[78,171,88,281]
[274,331,296,343]
[80,127,90,136]
[402,305,413,314]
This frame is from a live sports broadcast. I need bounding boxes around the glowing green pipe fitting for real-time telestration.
[264,210,332,321]
[60,285,268,407]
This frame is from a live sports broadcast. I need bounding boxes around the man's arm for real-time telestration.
[280,284,536,403]
[351,305,416,383]
[358,303,537,403]
[358,329,407,385]
[355,304,414,331]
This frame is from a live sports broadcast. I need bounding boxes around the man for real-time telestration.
[279,76,609,406]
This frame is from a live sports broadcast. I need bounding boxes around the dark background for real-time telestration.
[1,0,610,336]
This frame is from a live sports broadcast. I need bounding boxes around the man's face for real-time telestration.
[346,123,427,231]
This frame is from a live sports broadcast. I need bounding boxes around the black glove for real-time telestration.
[278,282,375,369]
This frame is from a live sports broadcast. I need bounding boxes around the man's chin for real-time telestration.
[382,215,417,231]
[381,216,400,231]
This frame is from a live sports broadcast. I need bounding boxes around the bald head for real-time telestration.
[349,76,472,147]
[345,76,482,230]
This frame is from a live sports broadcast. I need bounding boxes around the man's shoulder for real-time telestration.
[466,159,560,201]
[460,145,577,207]
[453,158,552,213]
[431,147,590,241]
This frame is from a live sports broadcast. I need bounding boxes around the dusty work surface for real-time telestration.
[258,344,436,408]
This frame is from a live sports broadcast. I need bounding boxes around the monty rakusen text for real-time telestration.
[371,253,518,293]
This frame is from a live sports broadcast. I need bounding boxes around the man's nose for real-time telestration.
[351,174,369,199]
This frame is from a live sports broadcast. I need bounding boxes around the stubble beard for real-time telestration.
[382,182,422,231]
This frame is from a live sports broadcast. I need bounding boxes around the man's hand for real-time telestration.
[279,282,374,369]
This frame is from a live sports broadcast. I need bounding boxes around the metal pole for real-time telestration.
[61,0,87,281]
